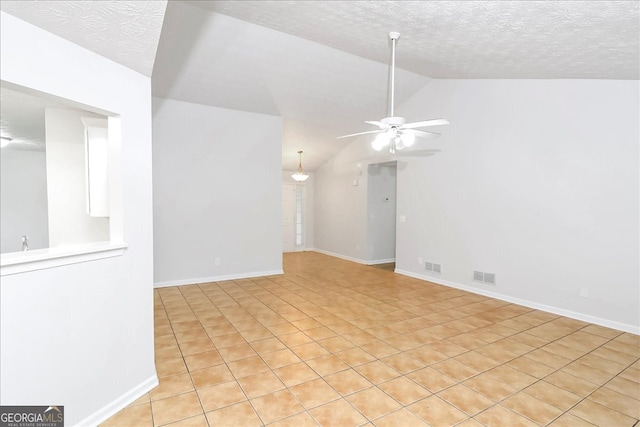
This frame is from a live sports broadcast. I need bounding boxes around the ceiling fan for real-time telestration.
[337,32,449,154]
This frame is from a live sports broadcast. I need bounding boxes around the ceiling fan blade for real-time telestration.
[402,118,450,129]
[364,120,387,129]
[402,129,440,138]
[336,129,385,139]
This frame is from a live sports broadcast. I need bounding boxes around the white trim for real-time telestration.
[74,374,158,427]
[395,269,640,335]
[154,269,284,288]
[0,242,127,276]
[312,249,369,265]
[368,258,396,265]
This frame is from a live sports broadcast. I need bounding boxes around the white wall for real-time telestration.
[367,162,397,262]
[153,97,283,286]
[314,78,639,333]
[313,140,372,263]
[45,108,109,246]
[394,79,638,332]
[0,148,49,252]
[0,11,156,426]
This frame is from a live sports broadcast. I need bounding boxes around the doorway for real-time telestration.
[282,183,305,253]
[366,161,397,264]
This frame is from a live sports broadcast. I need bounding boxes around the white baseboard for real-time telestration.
[368,258,396,265]
[395,269,640,335]
[75,374,158,427]
[312,249,369,265]
[154,269,284,288]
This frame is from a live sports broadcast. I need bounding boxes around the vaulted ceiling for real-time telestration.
[2,1,638,170]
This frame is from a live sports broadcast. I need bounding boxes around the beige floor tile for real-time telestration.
[178,339,216,357]
[318,335,355,353]
[227,355,270,379]
[463,372,517,401]
[588,387,640,419]
[502,391,563,425]
[569,399,636,426]
[485,365,537,390]
[262,348,302,369]
[174,328,209,345]
[274,362,319,387]
[237,370,286,398]
[183,349,223,371]
[101,402,153,427]
[309,398,368,427]
[372,408,429,427]
[406,367,457,393]
[437,384,494,416]
[250,336,287,354]
[217,342,257,362]
[151,391,203,426]
[190,364,233,389]
[544,370,599,397]
[290,378,341,409]
[408,395,468,426]
[250,389,305,424]
[325,369,374,396]
[378,376,431,406]
[346,386,401,420]
[156,357,188,379]
[291,342,331,360]
[150,372,194,401]
[454,351,500,372]
[197,380,246,412]
[306,354,350,376]
[205,401,262,427]
[380,352,424,374]
[431,358,479,381]
[522,381,582,411]
[279,331,314,347]
[547,412,597,427]
[355,361,402,384]
[162,413,208,427]
[604,375,640,400]
[112,254,640,427]
[267,411,319,427]
[474,404,538,427]
[335,347,377,367]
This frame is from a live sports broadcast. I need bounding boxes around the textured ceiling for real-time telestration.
[2,1,638,171]
[0,0,167,76]
[195,0,640,80]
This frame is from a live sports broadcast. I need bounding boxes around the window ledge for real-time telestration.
[1,241,127,276]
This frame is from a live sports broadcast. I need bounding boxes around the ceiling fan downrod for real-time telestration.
[388,32,400,118]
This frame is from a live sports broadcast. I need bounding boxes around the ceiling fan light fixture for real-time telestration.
[401,132,415,147]
[291,150,309,182]
[372,132,390,151]
[1,136,14,148]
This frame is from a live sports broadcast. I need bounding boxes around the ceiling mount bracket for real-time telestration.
[388,32,401,41]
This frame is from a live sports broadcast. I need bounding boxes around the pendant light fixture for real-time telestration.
[291,150,309,182]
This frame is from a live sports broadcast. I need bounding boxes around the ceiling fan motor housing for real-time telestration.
[381,116,405,126]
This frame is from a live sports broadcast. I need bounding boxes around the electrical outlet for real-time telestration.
[215,258,221,266]
[579,288,589,298]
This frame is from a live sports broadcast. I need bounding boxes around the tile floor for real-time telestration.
[102,252,640,427]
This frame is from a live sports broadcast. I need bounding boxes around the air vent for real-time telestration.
[425,261,442,274]
[474,270,496,285]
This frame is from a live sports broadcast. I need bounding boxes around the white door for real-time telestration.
[282,183,296,252]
